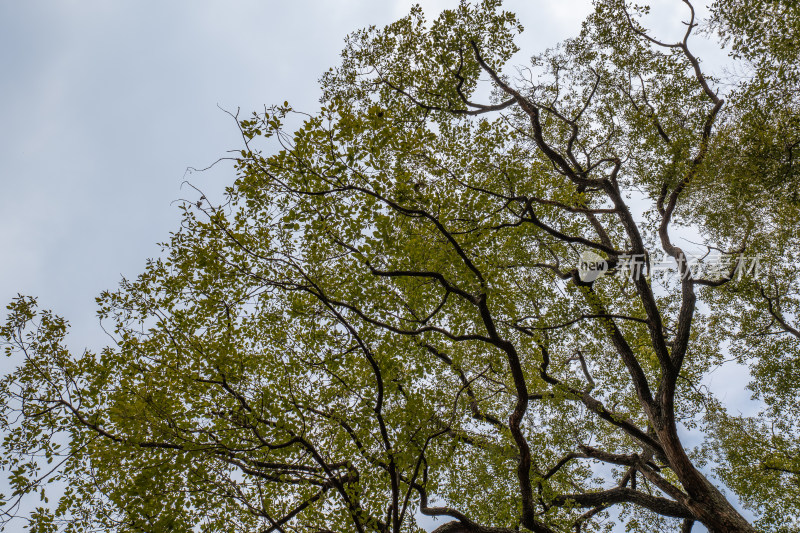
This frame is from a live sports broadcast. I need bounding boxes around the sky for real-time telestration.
[0,0,729,347]
[0,1,746,530]
[0,0,601,352]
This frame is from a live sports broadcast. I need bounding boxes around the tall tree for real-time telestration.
[1,1,794,531]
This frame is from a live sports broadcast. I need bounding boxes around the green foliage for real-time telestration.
[0,1,798,532]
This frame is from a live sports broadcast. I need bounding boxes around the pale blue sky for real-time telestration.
[0,0,594,351]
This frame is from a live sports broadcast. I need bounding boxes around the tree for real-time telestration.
[1,1,796,531]
[695,1,800,530]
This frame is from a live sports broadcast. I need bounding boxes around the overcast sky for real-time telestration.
[0,1,746,529]
[0,0,602,352]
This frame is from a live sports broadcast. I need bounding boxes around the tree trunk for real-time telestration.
[657,421,756,532]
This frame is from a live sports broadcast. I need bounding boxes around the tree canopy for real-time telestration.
[2,1,799,532]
